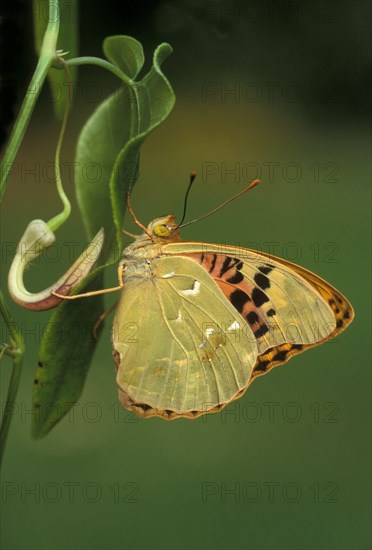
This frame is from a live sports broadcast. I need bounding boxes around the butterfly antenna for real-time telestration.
[179,178,261,228]
[126,191,153,240]
[176,171,197,229]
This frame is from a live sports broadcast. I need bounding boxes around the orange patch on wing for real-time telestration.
[185,252,269,338]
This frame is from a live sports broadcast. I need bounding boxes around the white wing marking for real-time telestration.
[180,280,201,296]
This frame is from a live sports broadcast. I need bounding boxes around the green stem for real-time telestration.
[0,0,60,201]
[0,0,59,467]
[66,56,130,83]
[0,291,25,468]
[47,59,72,232]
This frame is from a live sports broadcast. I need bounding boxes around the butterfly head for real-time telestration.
[146,215,181,242]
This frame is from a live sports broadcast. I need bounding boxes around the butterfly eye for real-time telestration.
[153,224,170,237]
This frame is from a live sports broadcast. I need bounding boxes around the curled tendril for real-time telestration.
[8,220,104,311]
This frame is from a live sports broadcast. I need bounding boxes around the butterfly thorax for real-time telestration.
[121,214,181,280]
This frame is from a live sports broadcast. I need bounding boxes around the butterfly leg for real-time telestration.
[122,229,137,239]
[51,265,125,300]
[93,301,118,340]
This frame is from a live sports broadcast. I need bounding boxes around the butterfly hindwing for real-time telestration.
[112,255,258,419]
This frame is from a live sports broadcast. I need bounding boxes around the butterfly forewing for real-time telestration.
[163,242,354,377]
[184,250,337,350]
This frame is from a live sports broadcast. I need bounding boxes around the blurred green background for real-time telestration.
[1,1,371,549]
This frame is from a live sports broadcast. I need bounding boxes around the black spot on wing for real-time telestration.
[236,261,243,270]
[254,324,269,338]
[254,359,270,372]
[273,350,288,362]
[219,256,241,277]
[267,308,276,317]
[208,254,217,273]
[252,287,269,307]
[254,272,270,290]
[219,256,233,276]
[246,311,259,325]
[227,270,244,284]
[230,289,250,313]
[259,266,273,275]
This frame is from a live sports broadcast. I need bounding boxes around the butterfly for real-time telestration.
[108,179,354,420]
[54,177,354,420]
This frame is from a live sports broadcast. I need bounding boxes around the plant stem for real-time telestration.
[47,59,72,232]
[0,291,25,467]
[0,0,59,467]
[0,0,60,201]
[66,56,130,83]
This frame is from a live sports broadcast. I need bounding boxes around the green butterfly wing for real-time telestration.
[112,255,257,419]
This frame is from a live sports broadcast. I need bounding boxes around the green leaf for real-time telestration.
[76,40,175,259]
[32,268,105,439]
[33,39,175,437]
[33,0,79,119]
[110,42,176,249]
[103,35,144,79]
[75,86,134,262]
